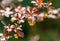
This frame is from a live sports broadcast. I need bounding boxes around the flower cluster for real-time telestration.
[0,0,60,41]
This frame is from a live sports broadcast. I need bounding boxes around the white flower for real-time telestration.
[27,6,34,14]
[14,13,21,18]
[4,25,14,29]
[15,6,26,14]
[48,14,56,19]
[3,7,13,17]
[48,9,59,14]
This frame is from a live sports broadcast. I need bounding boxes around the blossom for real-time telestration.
[31,0,43,7]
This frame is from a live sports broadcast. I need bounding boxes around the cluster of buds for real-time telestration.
[0,0,60,40]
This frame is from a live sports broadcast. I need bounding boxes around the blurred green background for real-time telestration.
[0,0,60,41]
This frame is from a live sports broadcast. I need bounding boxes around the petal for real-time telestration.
[21,7,26,11]
[31,1,36,3]
[49,3,52,5]
[27,6,30,13]
[48,14,56,19]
